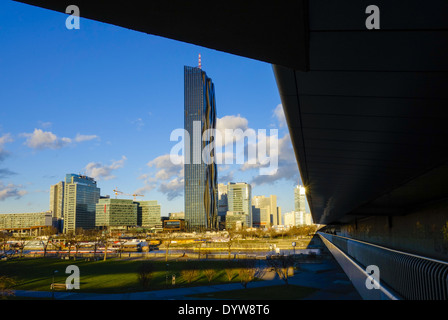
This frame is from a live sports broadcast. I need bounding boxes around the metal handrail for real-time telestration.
[319,232,448,300]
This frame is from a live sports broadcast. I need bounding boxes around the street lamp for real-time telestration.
[52,270,58,300]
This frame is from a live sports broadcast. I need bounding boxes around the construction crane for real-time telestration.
[113,188,144,201]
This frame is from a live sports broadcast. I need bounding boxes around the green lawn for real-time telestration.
[0,257,258,294]
[188,284,318,300]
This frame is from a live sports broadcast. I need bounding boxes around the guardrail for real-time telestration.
[319,232,448,300]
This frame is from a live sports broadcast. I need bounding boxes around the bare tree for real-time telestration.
[267,254,295,285]
[137,262,155,288]
[225,230,237,259]
[164,232,176,262]
[64,231,76,259]
[0,276,16,299]
[237,259,266,289]
[0,232,11,257]
[15,234,31,258]
[41,226,58,258]
[180,262,200,284]
[203,269,216,283]
[224,267,236,282]
[73,228,86,260]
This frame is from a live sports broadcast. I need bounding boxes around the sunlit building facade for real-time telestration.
[226,182,252,229]
[95,198,138,229]
[63,174,100,233]
[137,200,161,229]
[184,65,218,231]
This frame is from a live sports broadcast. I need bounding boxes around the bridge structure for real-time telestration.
[14,0,448,299]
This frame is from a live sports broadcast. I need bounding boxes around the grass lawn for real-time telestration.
[188,284,318,300]
[0,257,261,294]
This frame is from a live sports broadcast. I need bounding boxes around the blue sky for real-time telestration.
[0,1,303,217]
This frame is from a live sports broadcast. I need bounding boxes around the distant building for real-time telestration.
[163,219,186,232]
[0,211,53,234]
[252,195,280,228]
[49,181,65,220]
[95,198,138,229]
[226,182,252,229]
[284,211,313,227]
[294,185,306,212]
[137,200,161,229]
[63,174,100,233]
[169,211,185,220]
[225,211,247,230]
[217,183,228,219]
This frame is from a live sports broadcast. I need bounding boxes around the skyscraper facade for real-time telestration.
[217,183,228,219]
[95,198,138,229]
[49,181,65,219]
[184,65,218,231]
[252,195,279,228]
[226,182,252,228]
[63,174,100,234]
[137,200,161,229]
[294,185,306,212]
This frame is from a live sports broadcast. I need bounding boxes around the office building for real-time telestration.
[95,198,138,229]
[284,210,313,228]
[226,182,252,228]
[63,174,100,233]
[137,200,161,229]
[252,195,280,228]
[184,63,218,231]
[217,183,228,218]
[49,181,65,220]
[294,185,306,212]
[0,211,53,231]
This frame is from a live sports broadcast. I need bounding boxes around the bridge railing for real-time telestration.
[319,232,448,300]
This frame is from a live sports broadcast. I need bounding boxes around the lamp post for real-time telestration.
[52,270,58,300]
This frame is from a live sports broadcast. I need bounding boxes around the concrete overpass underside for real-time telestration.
[14,0,448,299]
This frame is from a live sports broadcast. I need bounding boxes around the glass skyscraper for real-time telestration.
[184,65,218,231]
[63,174,100,233]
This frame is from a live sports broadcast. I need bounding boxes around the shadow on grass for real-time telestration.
[187,284,318,300]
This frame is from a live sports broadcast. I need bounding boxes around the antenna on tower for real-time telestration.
[198,53,202,69]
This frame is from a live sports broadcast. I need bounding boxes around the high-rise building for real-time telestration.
[294,185,306,212]
[95,198,138,229]
[63,174,100,234]
[226,182,252,228]
[137,200,161,229]
[252,195,280,228]
[49,181,65,220]
[217,183,228,219]
[184,63,218,231]
[284,210,313,227]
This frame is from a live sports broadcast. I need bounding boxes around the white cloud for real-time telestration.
[21,129,100,150]
[158,177,184,201]
[0,182,27,201]
[273,104,287,127]
[85,156,127,181]
[216,114,248,133]
[137,153,185,200]
[38,121,52,129]
[74,133,99,143]
[22,129,72,150]
[0,133,13,161]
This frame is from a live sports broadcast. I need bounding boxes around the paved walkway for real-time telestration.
[12,258,361,300]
